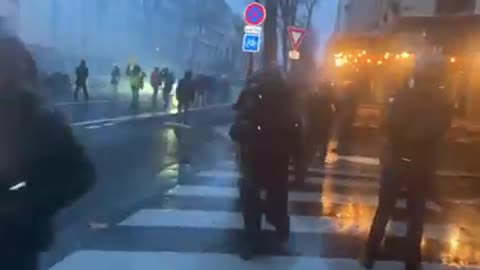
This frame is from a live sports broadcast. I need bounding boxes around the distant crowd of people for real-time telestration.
[74,60,232,113]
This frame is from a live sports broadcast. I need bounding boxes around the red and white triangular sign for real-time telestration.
[288,26,306,51]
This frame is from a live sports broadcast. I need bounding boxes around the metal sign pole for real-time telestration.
[246,53,254,82]
[243,1,265,84]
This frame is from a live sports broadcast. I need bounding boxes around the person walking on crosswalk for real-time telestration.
[361,59,452,270]
[230,66,302,260]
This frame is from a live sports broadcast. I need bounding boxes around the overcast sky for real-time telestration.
[225,0,338,56]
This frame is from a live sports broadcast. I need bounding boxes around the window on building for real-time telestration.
[435,0,476,15]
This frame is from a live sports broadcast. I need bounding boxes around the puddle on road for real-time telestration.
[320,175,480,267]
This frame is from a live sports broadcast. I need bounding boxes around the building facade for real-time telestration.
[0,0,19,36]
[14,0,243,76]
[335,0,480,123]
[337,0,480,33]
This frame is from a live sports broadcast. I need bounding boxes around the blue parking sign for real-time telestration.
[242,33,261,53]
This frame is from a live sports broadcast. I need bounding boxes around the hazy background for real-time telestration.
[1,0,338,78]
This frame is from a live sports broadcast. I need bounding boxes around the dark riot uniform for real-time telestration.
[230,68,301,259]
[294,81,336,185]
[307,81,335,164]
[74,60,89,101]
[362,66,452,270]
[176,71,195,122]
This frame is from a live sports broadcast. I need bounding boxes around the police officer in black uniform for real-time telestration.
[230,66,301,259]
[306,80,336,166]
[361,59,452,270]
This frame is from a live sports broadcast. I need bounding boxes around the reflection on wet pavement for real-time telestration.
[47,121,480,270]
[320,172,480,267]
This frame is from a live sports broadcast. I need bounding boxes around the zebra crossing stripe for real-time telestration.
[196,168,377,180]
[196,169,379,188]
[165,185,442,212]
[118,209,456,243]
[49,251,470,270]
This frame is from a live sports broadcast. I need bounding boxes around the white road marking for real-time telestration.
[214,126,231,139]
[71,103,231,127]
[217,160,480,179]
[197,169,379,188]
[49,251,471,270]
[119,209,454,242]
[336,155,380,166]
[197,168,378,180]
[54,100,112,106]
[103,123,116,127]
[85,125,102,129]
[163,122,192,129]
[165,185,442,212]
[449,198,480,206]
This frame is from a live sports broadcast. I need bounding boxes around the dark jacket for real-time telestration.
[176,77,195,103]
[231,69,301,165]
[111,67,121,85]
[163,73,175,93]
[0,88,95,252]
[75,65,89,85]
[307,82,336,132]
[384,85,452,168]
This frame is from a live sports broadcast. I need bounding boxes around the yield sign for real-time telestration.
[288,26,306,51]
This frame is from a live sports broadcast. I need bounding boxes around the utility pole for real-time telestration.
[262,0,278,67]
[245,0,261,81]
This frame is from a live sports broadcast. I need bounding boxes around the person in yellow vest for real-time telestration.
[126,63,143,109]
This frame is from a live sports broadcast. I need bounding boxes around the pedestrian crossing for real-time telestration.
[49,159,478,270]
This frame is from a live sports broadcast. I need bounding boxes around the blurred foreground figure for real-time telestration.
[230,66,301,260]
[74,59,89,101]
[0,37,95,270]
[361,61,452,270]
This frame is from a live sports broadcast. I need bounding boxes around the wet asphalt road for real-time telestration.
[34,99,480,270]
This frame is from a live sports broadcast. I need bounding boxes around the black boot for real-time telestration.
[405,262,423,270]
[359,249,375,269]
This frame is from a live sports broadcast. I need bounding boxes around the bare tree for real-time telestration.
[302,0,319,30]
[262,0,278,67]
[279,0,298,70]
[297,0,320,74]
